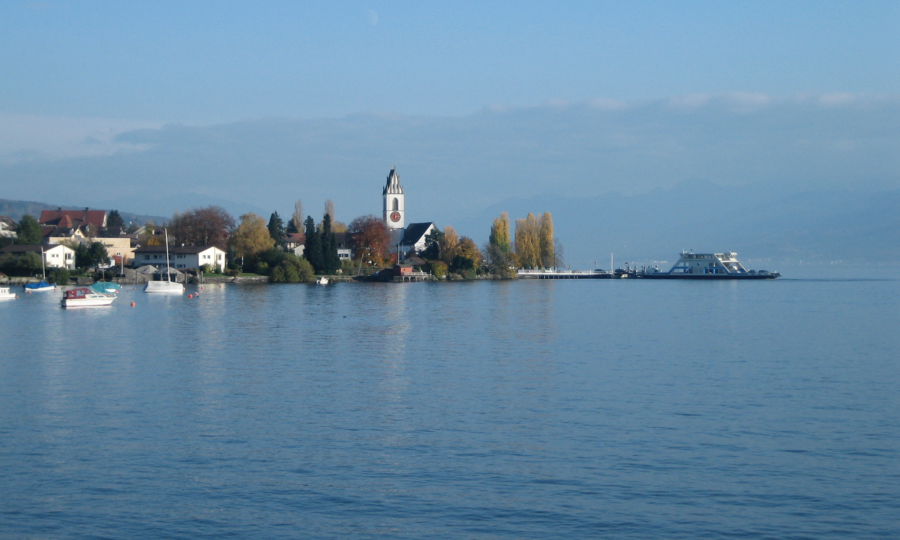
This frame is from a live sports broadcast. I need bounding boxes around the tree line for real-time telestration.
[163,203,562,280]
[481,212,561,277]
[2,202,563,283]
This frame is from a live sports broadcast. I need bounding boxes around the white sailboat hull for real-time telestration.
[144,281,185,294]
[26,285,56,292]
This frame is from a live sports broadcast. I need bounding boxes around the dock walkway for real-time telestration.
[517,270,611,279]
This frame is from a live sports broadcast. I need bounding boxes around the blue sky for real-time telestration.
[1,1,899,263]
[2,1,898,122]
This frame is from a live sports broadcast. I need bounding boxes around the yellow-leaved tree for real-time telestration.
[515,213,540,268]
[539,212,554,268]
[490,212,511,253]
[228,213,275,267]
[440,226,460,265]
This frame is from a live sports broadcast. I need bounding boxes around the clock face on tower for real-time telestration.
[390,211,401,223]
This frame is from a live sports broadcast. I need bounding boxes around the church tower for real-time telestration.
[383,167,405,230]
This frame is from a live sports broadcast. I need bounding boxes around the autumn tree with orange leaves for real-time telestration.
[349,215,391,267]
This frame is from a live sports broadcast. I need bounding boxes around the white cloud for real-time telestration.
[667,93,711,109]
[588,97,629,111]
[723,92,773,109]
[819,93,857,106]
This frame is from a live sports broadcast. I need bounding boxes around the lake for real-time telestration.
[1,267,898,538]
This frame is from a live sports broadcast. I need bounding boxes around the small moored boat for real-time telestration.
[24,246,57,292]
[0,286,17,300]
[316,277,329,285]
[95,281,122,294]
[143,229,185,294]
[61,287,117,308]
[24,280,56,292]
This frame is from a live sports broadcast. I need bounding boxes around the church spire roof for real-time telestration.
[383,167,403,195]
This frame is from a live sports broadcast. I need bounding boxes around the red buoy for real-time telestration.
[131,302,136,307]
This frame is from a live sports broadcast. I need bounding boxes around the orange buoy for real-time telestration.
[131,302,136,307]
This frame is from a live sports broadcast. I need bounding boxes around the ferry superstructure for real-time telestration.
[639,251,780,279]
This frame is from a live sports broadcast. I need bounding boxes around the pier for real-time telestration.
[517,269,612,279]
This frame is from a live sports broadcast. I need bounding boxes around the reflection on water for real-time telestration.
[1,277,899,539]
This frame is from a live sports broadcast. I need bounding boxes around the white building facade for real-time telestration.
[0,244,75,270]
[133,246,226,273]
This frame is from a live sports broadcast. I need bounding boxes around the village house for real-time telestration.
[333,232,354,262]
[285,232,305,257]
[95,236,137,265]
[37,208,137,263]
[397,222,436,260]
[133,245,227,273]
[39,208,107,229]
[0,217,16,239]
[0,244,76,270]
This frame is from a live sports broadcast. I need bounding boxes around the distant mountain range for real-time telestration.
[0,198,168,226]
[471,181,900,266]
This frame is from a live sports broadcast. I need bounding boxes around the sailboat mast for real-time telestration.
[41,246,46,280]
[165,229,171,283]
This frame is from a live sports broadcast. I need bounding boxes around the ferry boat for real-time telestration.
[638,251,780,279]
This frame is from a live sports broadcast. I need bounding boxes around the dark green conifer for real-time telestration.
[267,211,286,247]
[15,215,41,245]
[303,216,324,273]
[321,214,341,274]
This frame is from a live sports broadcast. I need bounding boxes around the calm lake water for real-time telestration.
[1,267,898,539]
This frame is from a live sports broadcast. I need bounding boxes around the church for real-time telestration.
[382,167,435,261]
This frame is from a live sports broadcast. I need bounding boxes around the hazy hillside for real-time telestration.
[0,198,167,226]
[474,182,900,267]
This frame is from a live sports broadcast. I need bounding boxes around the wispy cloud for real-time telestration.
[0,114,163,164]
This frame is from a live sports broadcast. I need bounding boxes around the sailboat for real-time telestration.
[24,246,56,292]
[144,229,185,294]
